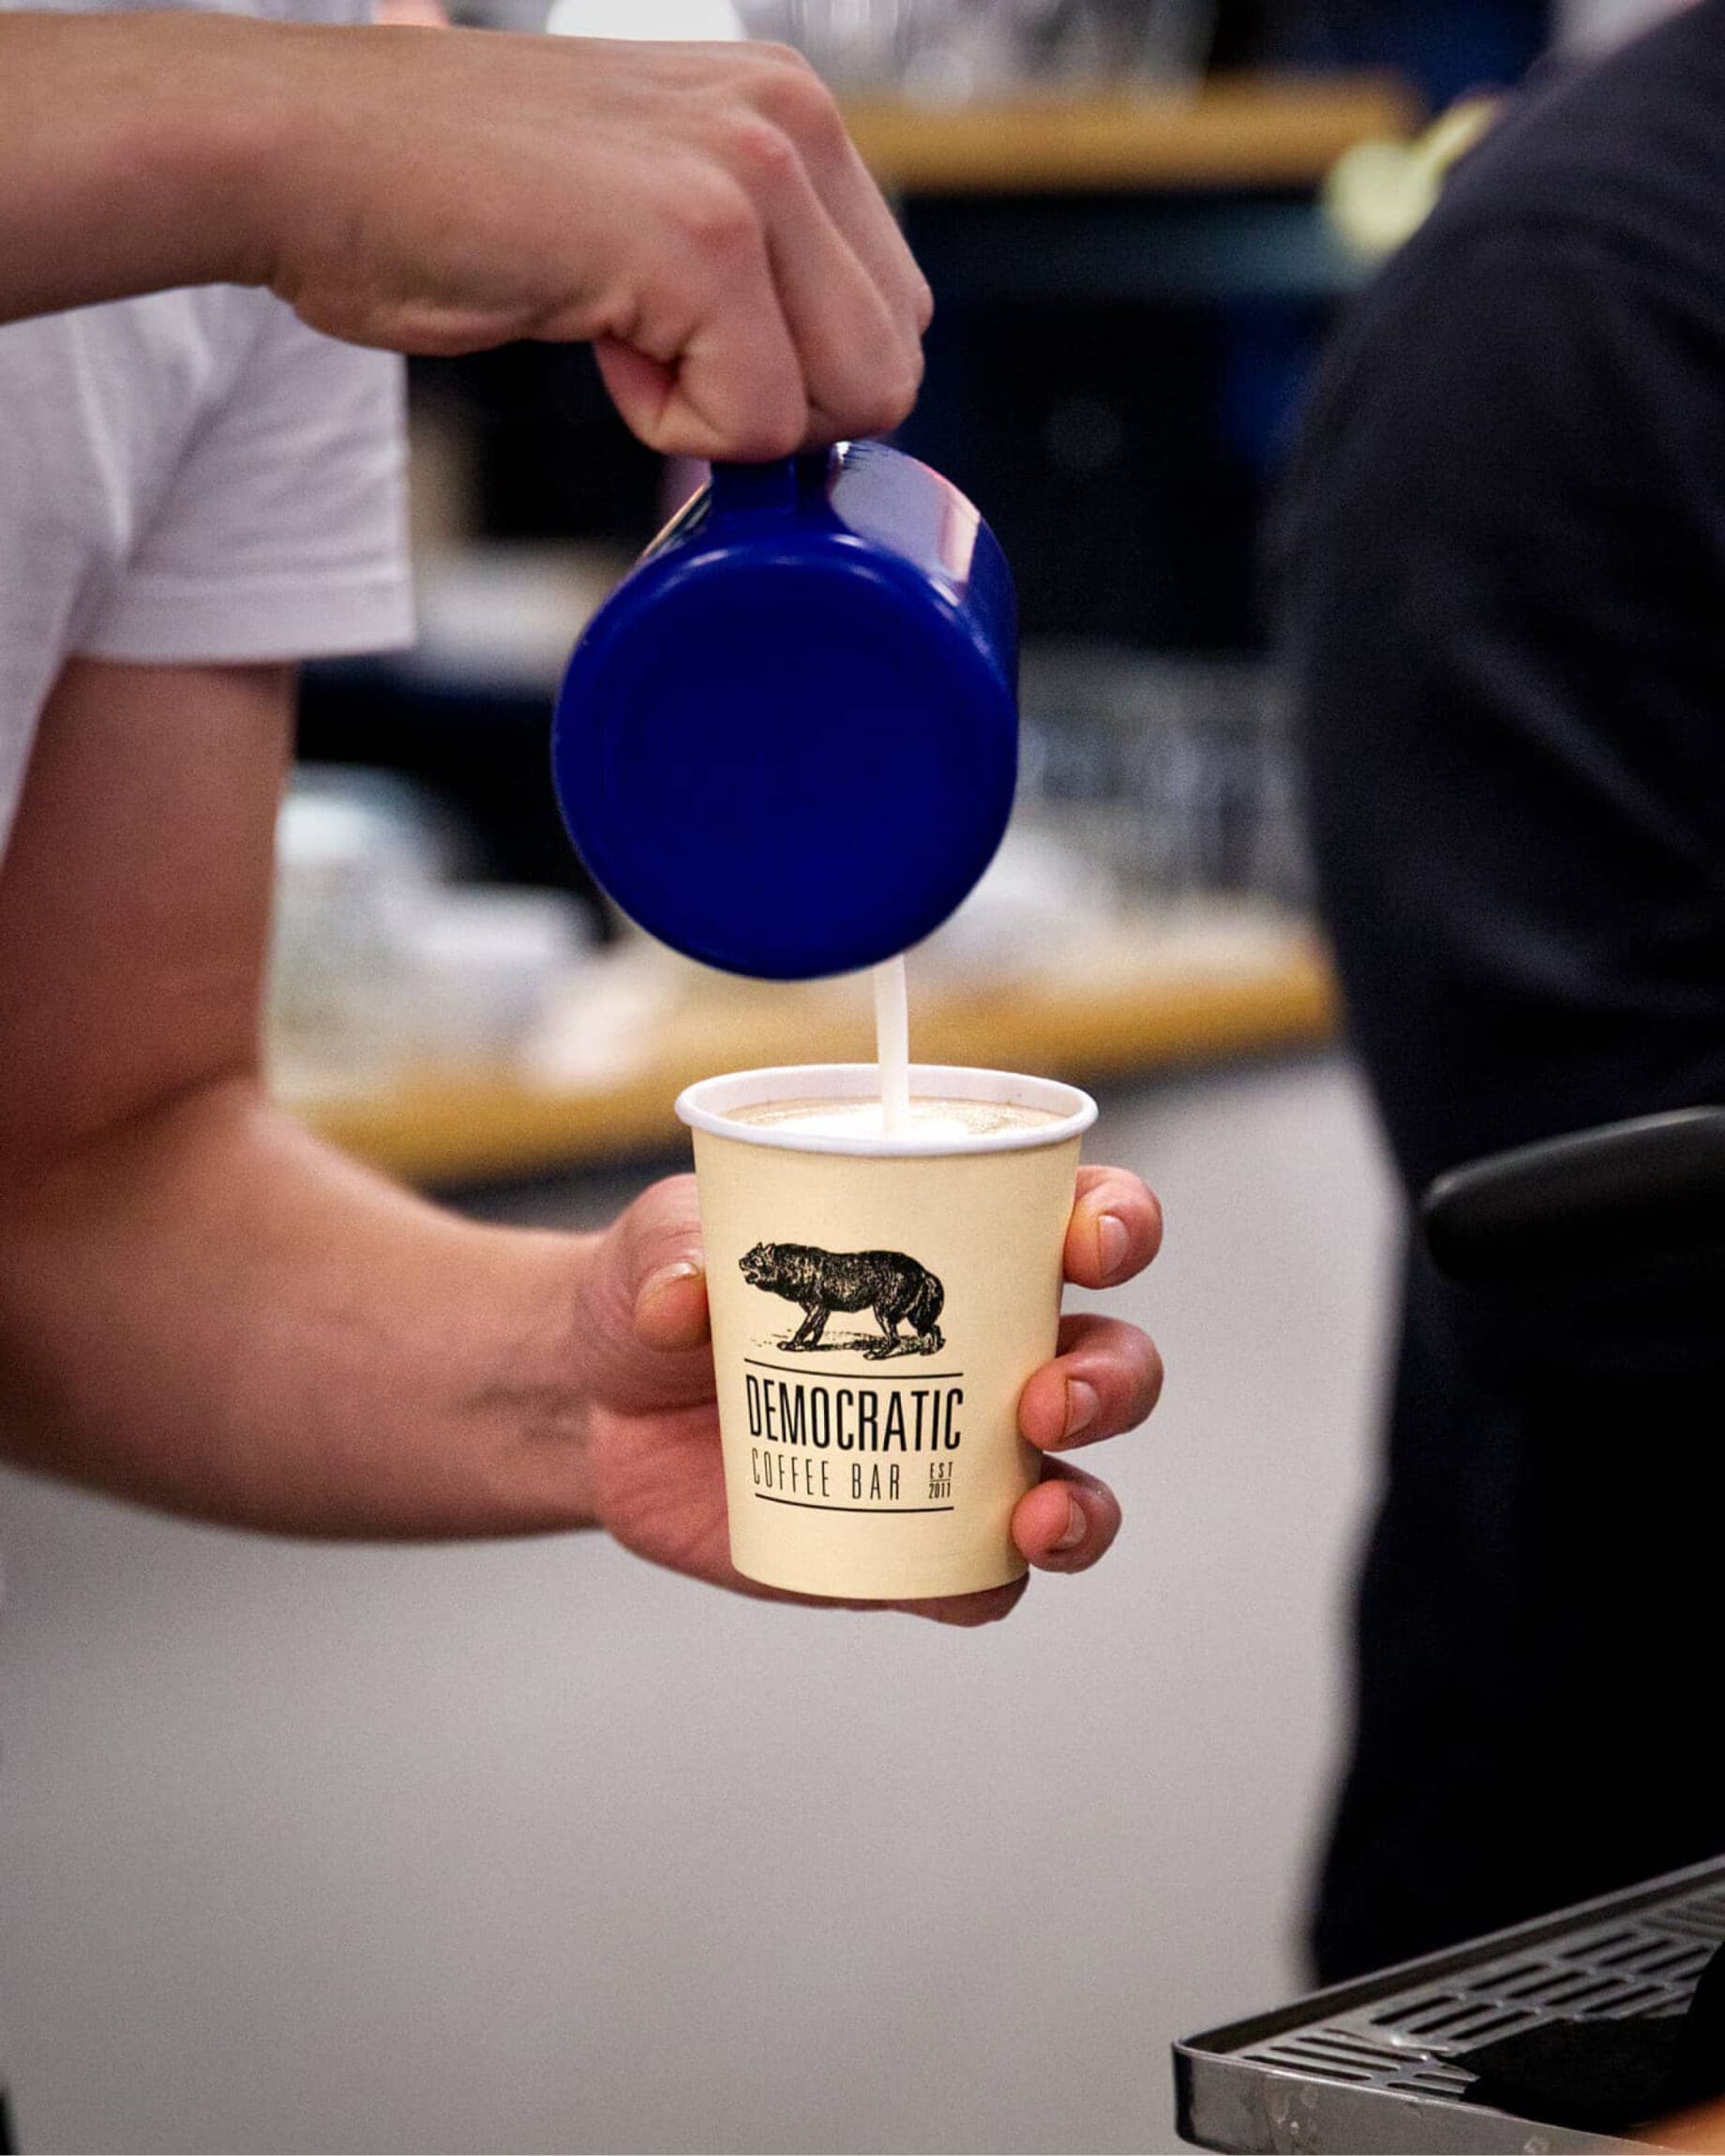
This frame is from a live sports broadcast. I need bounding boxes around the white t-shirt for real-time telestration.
[0,0,414,861]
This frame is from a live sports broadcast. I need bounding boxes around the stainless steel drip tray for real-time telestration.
[1176,1856,1725,2153]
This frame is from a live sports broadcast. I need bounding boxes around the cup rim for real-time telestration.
[674,1063,1098,1157]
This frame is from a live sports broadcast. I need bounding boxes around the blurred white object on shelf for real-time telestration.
[269,776,441,1093]
[519,945,683,1090]
[545,0,743,36]
[405,546,629,696]
[268,767,595,1099]
[404,888,592,1071]
[736,0,1212,96]
[738,0,921,86]
[918,825,1116,981]
[914,816,1310,994]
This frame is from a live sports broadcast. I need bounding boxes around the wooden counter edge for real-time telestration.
[294,951,1342,1188]
[839,73,1422,194]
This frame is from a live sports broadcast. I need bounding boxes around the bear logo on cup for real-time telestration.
[740,1243,946,1359]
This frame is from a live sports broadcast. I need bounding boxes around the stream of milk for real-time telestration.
[872,955,911,1136]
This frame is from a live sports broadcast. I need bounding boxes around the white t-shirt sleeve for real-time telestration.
[0,284,414,858]
[80,292,414,666]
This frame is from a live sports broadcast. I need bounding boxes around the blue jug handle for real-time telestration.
[708,452,833,522]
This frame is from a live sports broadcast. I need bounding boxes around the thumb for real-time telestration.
[617,1175,711,1357]
[576,1175,712,1417]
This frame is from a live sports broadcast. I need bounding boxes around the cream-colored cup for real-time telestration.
[675,1063,1098,1601]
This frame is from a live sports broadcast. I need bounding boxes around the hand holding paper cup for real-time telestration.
[677,1062,1101,1601]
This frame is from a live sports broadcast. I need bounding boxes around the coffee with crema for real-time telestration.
[725,1096,1063,1145]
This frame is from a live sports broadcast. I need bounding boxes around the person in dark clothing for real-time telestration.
[1280,0,1725,1984]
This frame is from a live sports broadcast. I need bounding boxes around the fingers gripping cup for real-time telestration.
[677,1064,1098,1601]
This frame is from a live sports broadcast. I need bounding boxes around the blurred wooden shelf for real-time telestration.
[290,929,1340,1188]
[839,73,1419,194]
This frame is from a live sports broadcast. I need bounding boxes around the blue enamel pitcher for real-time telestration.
[551,442,1017,981]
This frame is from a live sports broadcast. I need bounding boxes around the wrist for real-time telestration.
[467,1221,608,1536]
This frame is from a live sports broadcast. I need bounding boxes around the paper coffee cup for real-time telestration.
[676,1063,1099,1601]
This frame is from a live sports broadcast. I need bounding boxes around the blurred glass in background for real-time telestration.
[732,0,1216,94]
[524,0,1216,88]
[1019,646,1306,916]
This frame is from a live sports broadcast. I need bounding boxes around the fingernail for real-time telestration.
[635,1260,701,1317]
[1097,1211,1130,1280]
[1054,1495,1088,1551]
[1063,1378,1100,1442]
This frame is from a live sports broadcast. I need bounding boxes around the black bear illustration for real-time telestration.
[740,1242,946,1359]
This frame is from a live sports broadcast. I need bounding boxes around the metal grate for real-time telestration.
[1177,1856,1725,2152]
[1235,1913,1718,2099]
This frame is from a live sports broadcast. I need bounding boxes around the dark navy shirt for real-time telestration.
[1280,0,1725,1981]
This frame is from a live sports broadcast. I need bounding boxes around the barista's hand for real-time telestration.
[5,14,927,452]
[248,24,929,457]
[574,1166,1163,1624]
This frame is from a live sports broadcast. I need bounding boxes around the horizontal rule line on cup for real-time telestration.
[753,1495,956,1515]
[743,1358,966,1382]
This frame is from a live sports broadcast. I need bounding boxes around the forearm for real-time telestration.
[0,1074,603,1537]
[0,11,286,323]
